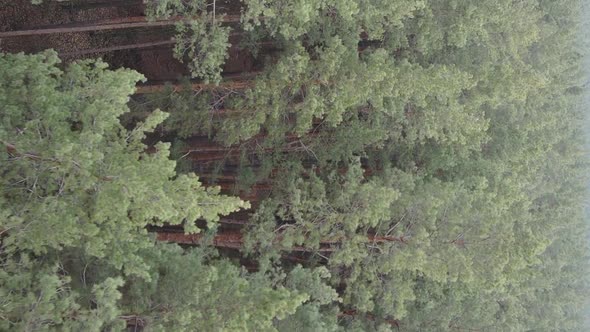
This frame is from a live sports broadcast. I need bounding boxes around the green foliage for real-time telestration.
[0,253,126,331]
[146,0,231,84]
[274,304,340,332]
[227,0,589,329]
[173,14,231,84]
[122,244,308,332]
[126,81,217,138]
[245,160,399,255]
[0,51,245,258]
[11,0,590,329]
[144,0,207,18]
[240,0,425,41]
[0,51,257,329]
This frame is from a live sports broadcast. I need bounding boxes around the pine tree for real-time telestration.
[0,51,308,330]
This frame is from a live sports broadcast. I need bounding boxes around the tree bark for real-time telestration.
[60,39,176,57]
[57,0,143,10]
[156,230,409,250]
[134,78,255,94]
[0,15,240,38]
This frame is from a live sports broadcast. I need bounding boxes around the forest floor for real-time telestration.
[0,0,130,57]
[0,0,254,80]
[0,0,179,80]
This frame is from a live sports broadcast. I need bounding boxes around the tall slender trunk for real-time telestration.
[156,230,410,250]
[57,0,143,10]
[59,37,270,57]
[0,15,241,38]
[60,39,176,57]
[135,77,256,94]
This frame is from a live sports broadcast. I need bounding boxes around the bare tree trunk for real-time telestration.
[0,15,240,38]
[156,230,409,250]
[59,37,269,57]
[59,39,176,57]
[156,231,339,251]
[134,73,257,94]
[57,0,143,10]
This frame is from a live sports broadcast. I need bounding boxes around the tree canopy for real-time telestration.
[0,51,303,331]
[7,0,590,330]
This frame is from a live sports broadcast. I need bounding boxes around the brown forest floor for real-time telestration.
[0,0,256,80]
[0,0,181,80]
[1,0,133,57]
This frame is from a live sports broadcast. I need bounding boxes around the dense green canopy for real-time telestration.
[8,0,590,330]
[143,0,589,330]
[0,51,305,331]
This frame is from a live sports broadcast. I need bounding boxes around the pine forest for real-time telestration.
[0,0,589,330]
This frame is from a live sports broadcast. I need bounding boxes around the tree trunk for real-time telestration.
[60,39,176,57]
[59,35,267,57]
[134,78,255,94]
[156,230,409,250]
[0,15,240,38]
[57,0,143,10]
